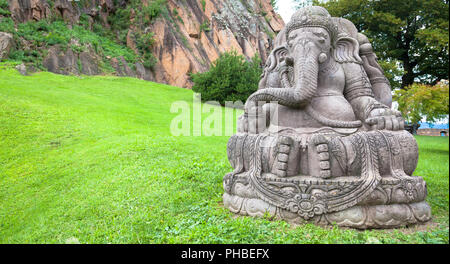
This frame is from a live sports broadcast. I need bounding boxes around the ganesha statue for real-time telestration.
[222,6,431,229]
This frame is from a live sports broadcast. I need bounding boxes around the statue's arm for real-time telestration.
[358,33,393,107]
[342,63,404,131]
[342,62,381,119]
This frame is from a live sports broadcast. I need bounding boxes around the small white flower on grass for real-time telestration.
[365,237,382,244]
[65,237,80,244]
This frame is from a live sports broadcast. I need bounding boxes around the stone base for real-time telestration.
[223,192,432,229]
[224,130,431,229]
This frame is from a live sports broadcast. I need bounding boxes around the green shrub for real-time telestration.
[136,32,158,69]
[142,52,158,68]
[0,0,10,16]
[78,13,91,29]
[0,17,14,32]
[191,51,262,105]
[136,32,156,52]
[8,18,140,71]
[8,50,25,61]
[199,21,211,33]
[105,0,163,69]
[108,6,131,33]
[201,0,206,11]
[16,20,71,47]
[143,0,166,22]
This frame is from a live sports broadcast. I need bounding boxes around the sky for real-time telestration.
[275,0,299,23]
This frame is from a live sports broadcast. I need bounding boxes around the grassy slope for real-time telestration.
[0,67,448,244]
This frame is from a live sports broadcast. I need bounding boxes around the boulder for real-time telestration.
[15,63,27,75]
[0,32,13,60]
[42,45,79,75]
[79,51,100,75]
[110,56,135,77]
[135,62,154,81]
[42,44,100,76]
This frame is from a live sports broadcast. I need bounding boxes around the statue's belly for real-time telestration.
[310,95,357,122]
[269,104,322,128]
[268,95,357,129]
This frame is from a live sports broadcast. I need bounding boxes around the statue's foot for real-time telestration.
[310,134,332,179]
[271,136,294,177]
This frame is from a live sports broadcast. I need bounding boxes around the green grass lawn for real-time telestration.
[0,66,448,244]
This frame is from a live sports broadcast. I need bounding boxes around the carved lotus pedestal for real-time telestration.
[223,129,431,229]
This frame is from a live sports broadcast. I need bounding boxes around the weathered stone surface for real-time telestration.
[147,0,283,87]
[8,0,51,23]
[135,62,154,81]
[224,192,431,229]
[258,0,284,33]
[42,44,101,76]
[223,6,431,229]
[54,0,80,24]
[0,32,13,60]
[15,63,27,75]
[78,49,100,75]
[110,56,135,77]
[126,30,138,54]
[42,45,79,75]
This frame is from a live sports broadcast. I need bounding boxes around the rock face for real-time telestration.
[6,0,284,88]
[223,6,431,229]
[8,0,51,23]
[140,0,284,88]
[42,45,100,76]
[0,32,13,60]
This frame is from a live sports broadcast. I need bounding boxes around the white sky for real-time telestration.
[275,0,298,23]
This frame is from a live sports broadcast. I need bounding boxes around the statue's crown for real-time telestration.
[286,6,338,41]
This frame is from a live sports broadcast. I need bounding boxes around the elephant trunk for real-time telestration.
[292,43,320,105]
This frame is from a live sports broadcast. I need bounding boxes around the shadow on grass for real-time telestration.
[421,149,450,156]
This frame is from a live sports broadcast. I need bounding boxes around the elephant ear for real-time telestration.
[259,45,290,89]
[269,45,289,71]
[332,35,363,64]
[261,45,287,75]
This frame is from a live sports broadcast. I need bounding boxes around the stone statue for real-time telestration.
[223,6,431,229]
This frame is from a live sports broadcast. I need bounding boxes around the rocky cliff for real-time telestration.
[1,0,284,88]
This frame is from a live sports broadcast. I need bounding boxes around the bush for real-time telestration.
[142,52,157,68]
[0,17,14,32]
[143,0,166,22]
[0,0,10,16]
[191,51,262,106]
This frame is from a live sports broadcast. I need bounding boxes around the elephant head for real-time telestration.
[245,6,361,112]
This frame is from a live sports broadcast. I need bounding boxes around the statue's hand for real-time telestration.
[365,108,404,131]
[361,55,384,79]
[237,114,248,133]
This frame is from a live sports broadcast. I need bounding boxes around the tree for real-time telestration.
[270,0,278,10]
[393,80,449,127]
[191,51,262,106]
[294,0,449,89]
